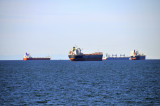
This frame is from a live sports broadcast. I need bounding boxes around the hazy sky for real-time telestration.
[0,0,160,60]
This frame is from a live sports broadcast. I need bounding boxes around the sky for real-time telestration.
[0,0,160,60]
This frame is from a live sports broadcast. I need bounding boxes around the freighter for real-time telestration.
[23,52,50,60]
[106,54,129,60]
[130,50,145,60]
[68,47,103,61]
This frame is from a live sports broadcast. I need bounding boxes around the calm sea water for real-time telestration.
[0,60,160,105]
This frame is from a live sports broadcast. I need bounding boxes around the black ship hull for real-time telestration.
[106,57,129,60]
[23,58,50,60]
[130,56,145,60]
[68,55,103,61]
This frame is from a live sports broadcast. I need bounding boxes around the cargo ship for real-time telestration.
[106,54,129,60]
[130,50,145,60]
[68,47,103,61]
[23,52,50,60]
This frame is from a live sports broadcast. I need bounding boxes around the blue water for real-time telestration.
[0,60,160,105]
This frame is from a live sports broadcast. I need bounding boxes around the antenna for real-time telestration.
[75,44,78,48]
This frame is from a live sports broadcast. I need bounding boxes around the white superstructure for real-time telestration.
[23,52,32,58]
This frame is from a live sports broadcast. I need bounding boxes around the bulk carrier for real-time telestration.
[23,52,50,60]
[106,54,129,60]
[68,47,103,61]
[130,50,145,60]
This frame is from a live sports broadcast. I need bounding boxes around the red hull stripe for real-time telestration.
[23,58,50,60]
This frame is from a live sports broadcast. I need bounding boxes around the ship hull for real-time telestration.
[130,56,145,60]
[68,55,103,61]
[23,58,50,60]
[106,57,129,60]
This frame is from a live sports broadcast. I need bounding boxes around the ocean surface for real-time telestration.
[0,60,160,105]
